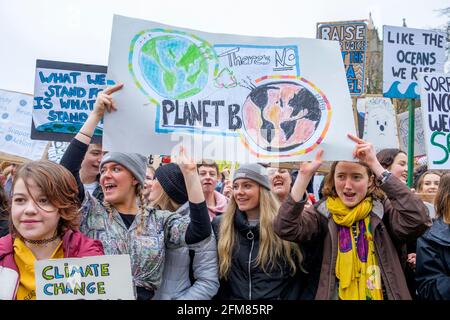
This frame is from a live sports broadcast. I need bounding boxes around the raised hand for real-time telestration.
[290,149,323,202]
[347,134,378,166]
[75,83,123,144]
[176,145,197,176]
[92,83,123,118]
[347,133,385,177]
[222,179,232,199]
[175,145,205,204]
[299,149,324,177]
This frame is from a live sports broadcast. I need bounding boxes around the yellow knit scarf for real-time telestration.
[326,197,383,300]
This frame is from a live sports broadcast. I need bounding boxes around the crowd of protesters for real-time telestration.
[0,84,449,300]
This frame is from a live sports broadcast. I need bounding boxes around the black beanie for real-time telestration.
[155,163,188,205]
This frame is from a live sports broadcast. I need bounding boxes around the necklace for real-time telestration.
[23,233,60,246]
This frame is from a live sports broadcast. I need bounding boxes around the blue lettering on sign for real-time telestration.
[87,74,106,85]
[44,85,87,98]
[38,71,81,84]
[48,110,89,123]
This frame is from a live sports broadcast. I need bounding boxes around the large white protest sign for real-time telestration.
[105,15,356,163]
[0,89,47,160]
[419,73,450,169]
[317,20,367,96]
[35,254,134,300]
[397,107,426,157]
[32,60,108,142]
[383,25,446,99]
[362,96,399,152]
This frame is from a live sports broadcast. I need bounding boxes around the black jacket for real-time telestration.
[416,217,450,300]
[212,210,304,300]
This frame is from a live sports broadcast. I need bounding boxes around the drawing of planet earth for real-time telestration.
[242,81,323,152]
[139,35,212,99]
[36,122,102,135]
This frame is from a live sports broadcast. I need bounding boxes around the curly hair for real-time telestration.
[9,160,80,237]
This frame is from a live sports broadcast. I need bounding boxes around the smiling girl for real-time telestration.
[213,163,304,300]
[0,161,104,300]
[59,84,211,300]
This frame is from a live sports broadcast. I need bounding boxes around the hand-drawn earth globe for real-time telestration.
[139,35,210,99]
[242,81,322,152]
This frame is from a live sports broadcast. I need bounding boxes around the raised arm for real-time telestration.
[348,133,430,242]
[177,146,211,244]
[74,83,123,144]
[274,150,324,243]
[60,83,123,203]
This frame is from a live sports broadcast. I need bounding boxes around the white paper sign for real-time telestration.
[383,25,446,98]
[419,73,450,169]
[362,96,399,152]
[397,107,426,157]
[34,254,135,300]
[0,89,47,160]
[105,15,356,163]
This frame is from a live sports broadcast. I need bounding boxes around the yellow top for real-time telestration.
[13,238,64,300]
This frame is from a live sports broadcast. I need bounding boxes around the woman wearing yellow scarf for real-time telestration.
[274,134,431,300]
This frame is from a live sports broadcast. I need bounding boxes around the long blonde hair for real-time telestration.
[218,187,303,279]
[150,188,180,211]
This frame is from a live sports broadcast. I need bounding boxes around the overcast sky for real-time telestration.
[0,0,448,94]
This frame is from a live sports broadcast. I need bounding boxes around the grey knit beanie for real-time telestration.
[233,163,270,190]
[100,152,147,186]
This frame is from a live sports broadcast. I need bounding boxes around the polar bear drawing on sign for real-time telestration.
[362,97,399,152]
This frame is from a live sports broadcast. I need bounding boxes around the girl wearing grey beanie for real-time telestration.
[60,84,211,300]
[212,163,305,300]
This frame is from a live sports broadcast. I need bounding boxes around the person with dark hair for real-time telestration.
[416,173,450,300]
[59,84,211,300]
[0,160,104,300]
[274,134,431,300]
[79,143,104,202]
[376,148,408,184]
[151,163,219,300]
[376,148,417,298]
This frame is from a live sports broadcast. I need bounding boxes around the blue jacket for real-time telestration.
[416,217,450,300]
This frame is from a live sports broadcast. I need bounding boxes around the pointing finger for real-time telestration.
[347,133,365,144]
[103,83,124,95]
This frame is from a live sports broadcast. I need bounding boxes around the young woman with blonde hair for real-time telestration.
[212,163,304,300]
